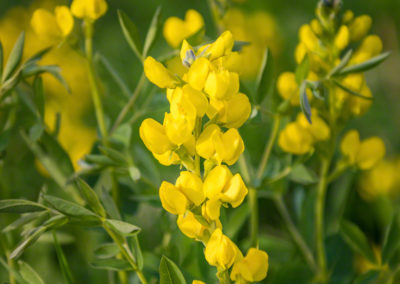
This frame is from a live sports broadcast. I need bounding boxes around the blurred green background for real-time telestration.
[0,0,399,283]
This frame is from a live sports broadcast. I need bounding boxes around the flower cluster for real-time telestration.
[140,30,268,282]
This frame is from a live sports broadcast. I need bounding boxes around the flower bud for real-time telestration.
[31,9,61,41]
[180,40,195,66]
[177,211,207,239]
[277,72,299,105]
[278,122,313,155]
[187,57,211,91]
[220,174,248,208]
[176,171,205,206]
[207,31,234,60]
[144,57,179,89]
[335,25,350,50]
[356,137,385,170]
[342,10,354,24]
[55,6,74,37]
[159,181,188,215]
[231,248,269,282]
[349,15,372,42]
[203,165,232,200]
[193,281,205,284]
[139,118,174,155]
[340,130,360,165]
[205,229,237,269]
[196,124,221,161]
[71,0,108,20]
[295,43,307,64]
[349,83,372,116]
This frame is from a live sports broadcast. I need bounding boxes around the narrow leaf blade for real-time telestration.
[159,255,186,284]
[118,10,143,61]
[2,32,24,82]
[337,51,390,76]
[143,7,161,58]
[256,48,274,104]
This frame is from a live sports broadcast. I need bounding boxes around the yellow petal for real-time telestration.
[187,57,210,91]
[70,0,108,20]
[356,137,385,170]
[176,171,205,206]
[177,211,206,239]
[340,130,360,164]
[31,9,61,40]
[221,173,248,208]
[220,128,244,165]
[159,181,188,215]
[139,118,174,154]
[54,6,74,37]
[163,113,194,146]
[278,122,313,155]
[204,228,237,269]
[335,25,349,50]
[277,72,299,105]
[349,15,372,42]
[144,56,178,89]
[203,165,232,200]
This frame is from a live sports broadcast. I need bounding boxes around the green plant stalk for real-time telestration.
[84,21,108,142]
[0,236,16,284]
[103,224,148,284]
[52,231,74,284]
[218,269,231,284]
[249,187,259,248]
[110,73,146,134]
[315,156,331,281]
[273,195,318,272]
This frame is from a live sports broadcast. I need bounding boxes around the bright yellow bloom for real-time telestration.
[139,118,174,155]
[192,281,205,284]
[204,229,238,269]
[207,31,234,60]
[220,174,248,208]
[163,9,204,48]
[55,6,74,36]
[163,112,194,146]
[202,199,222,221]
[297,111,330,141]
[349,15,372,42]
[340,130,385,170]
[176,171,205,206]
[181,85,208,116]
[144,57,179,89]
[177,211,207,240]
[70,0,107,20]
[348,83,373,116]
[310,19,323,36]
[278,122,313,155]
[159,181,188,215]
[335,25,350,50]
[351,35,383,64]
[153,151,180,166]
[231,248,269,282]
[204,70,239,100]
[31,6,73,41]
[299,24,319,51]
[277,72,299,105]
[187,57,211,91]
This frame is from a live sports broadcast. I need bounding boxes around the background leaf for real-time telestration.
[159,255,186,284]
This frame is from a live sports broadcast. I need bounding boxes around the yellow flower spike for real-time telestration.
[297,111,330,142]
[204,228,237,269]
[356,137,385,170]
[335,25,350,50]
[203,165,232,200]
[177,211,207,240]
[349,83,372,116]
[277,72,300,105]
[176,171,205,206]
[202,199,222,221]
[144,57,179,89]
[187,57,211,91]
[204,70,239,100]
[31,9,62,41]
[299,24,319,51]
[163,113,194,146]
[159,181,188,215]
[70,0,108,20]
[163,9,204,48]
[351,35,383,64]
[196,124,221,161]
[207,31,234,60]
[340,130,361,164]
[139,118,174,155]
[220,128,244,165]
[54,6,74,37]
[153,151,180,166]
[278,122,313,155]
[220,174,248,208]
[349,15,372,42]
[231,248,269,282]
[182,84,208,116]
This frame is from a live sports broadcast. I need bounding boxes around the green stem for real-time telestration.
[273,195,318,272]
[249,187,259,248]
[84,21,108,142]
[110,73,146,134]
[218,269,231,284]
[315,157,331,282]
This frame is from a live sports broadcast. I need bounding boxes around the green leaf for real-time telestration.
[118,10,143,61]
[76,178,106,217]
[232,40,250,52]
[353,270,381,284]
[18,260,45,284]
[0,41,3,79]
[159,255,186,284]
[29,123,44,142]
[33,76,45,119]
[43,195,97,218]
[143,7,161,58]
[288,164,318,185]
[295,55,309,84]
[225,203,249,239]
[336,51,391,76]
[105,219,141,236]
[0,200,47,214]
[53,231,74,284]
[131,235,144,270]
[94,243,120,259]
[299,82,312,123]
[98,146,128,165]
[24,46,52,65]
[129,166,141,182]
[3,211,48,233]
[0,129,11,152]
[0,258,28,284]
[328,49,353,77]
[2,32,24,82]
[101,187,121,220]
[85,154,118,167]
[332,79,373,100]
[22,64,70,92]
[91,258,133,271]
[339,220,377,264]
[256,48,274,104]
[381,212,400,263]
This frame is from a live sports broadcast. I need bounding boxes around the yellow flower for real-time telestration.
[176,171,205,206]
[204,229,238,269]
[207,31,234,60]
[204,70,239,100]
[220,174,248,208]
[349,15,372,42]
[187,57,211,91]
[70,0,108,20]
[278,122,313,155]
[351,35,383,64]
[181,85,208,117]
[231,248,269,282]
[192,281,205,284]
[202,199,222,221]
[299,24,319,51]
[295,43,307,64]
[310,19,323,36]
[340,130,386,170]
[297,110,330,142]
[31,6,74,41]
[163,112,194,146]
[159,181,188,215]
[335,25,350,50]
[334,73,365,109]
[177,211,207,240]
[144,57,179,89]
[139,118,174,155]
[276,72,299,105]
[153,151,180,166]
[348,83,373,116]
[163,9,204,48]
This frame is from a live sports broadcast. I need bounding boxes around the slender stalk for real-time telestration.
[110,73,146,134]
[315,157,331,282]
[273,195,318,272]
[218,269,231,284]
[249,187,259,248]
[84,21,108,142]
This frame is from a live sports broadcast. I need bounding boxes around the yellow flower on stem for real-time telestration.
[176,171,205,206]
[144,57,179,89]
[187,57,211,91]
[231,248,269,282]
[139,118,174,155]
[278,122,313,155]
[177,211,207,240]
[349,15,372,42]
[204,228,238,269]
[70,0,108,20]
[159,181,188,215]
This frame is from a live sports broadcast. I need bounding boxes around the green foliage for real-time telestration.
[159,256,186,284]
